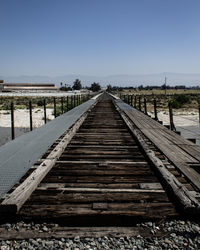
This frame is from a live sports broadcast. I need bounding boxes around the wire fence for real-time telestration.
[0,94,92,142]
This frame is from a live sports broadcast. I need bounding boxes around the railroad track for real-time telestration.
[0,92,200,226]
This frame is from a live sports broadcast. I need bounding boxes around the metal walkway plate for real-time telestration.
[0,99,96,199]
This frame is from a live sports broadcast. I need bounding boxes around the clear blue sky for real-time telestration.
[1,0,200,76]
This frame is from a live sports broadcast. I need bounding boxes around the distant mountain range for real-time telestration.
[1,73,200,87]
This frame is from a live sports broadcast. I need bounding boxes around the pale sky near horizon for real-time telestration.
[1,0,200,77]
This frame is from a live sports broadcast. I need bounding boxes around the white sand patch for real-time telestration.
[0,108,54,128]
[148,111,199,127]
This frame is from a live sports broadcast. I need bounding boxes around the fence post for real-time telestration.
[71,95,73,109]
[144,97,147,115]
[131,95,133,106]
[134,95,137,108]
[169,102,176,131]
[61,97,64,114]
[138,96,141,111]
[76,95,79,106]
[10,102,15,140]
[44,99,47,124]
[79,95,81,105]
[154,99,158,120]
[199,106,200,127]
[29,100,33,131]
[54,97,57,118]
[66,96,69,111]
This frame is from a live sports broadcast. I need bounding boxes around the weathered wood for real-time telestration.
[0,226,169,240]
[55,160,148,165]
[42,175,158,183]
[36,187,165,193]
[92,203,108,210]
[122,108,200,191]
[48,169,153,176]
[169,102,176,131]
[139,183,162,190]
[118,108,200,213]
[26,192,169,204]
[153,99,158,120]
[39,182,140,189]
[19,203,177,218]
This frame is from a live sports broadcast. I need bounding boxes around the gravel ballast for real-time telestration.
[0,220,200,249]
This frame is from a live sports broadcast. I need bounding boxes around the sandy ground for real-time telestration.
[0,109,54,147]
[155,110,199,127]
[0,108,54,128]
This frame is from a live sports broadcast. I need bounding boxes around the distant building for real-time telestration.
[0,82,58,92]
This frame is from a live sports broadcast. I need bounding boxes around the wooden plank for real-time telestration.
[59,154,144,159]
[63,148,139,154]
[67,145,138,148]
[19,203,177,218]
[118,108,200,214]
[120,108,200,191]
[53,165,149,171]
[0,226,169,240]
[26,193,169,204]
[92,203,108,210]
[142,128,197,163]
[39,183,140,189]
[55,160,147,165]
[139,183,163,190]
[47,169,153,176]
[177,144,200,162]
[42,175,158,183]
[36,187,165,193]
